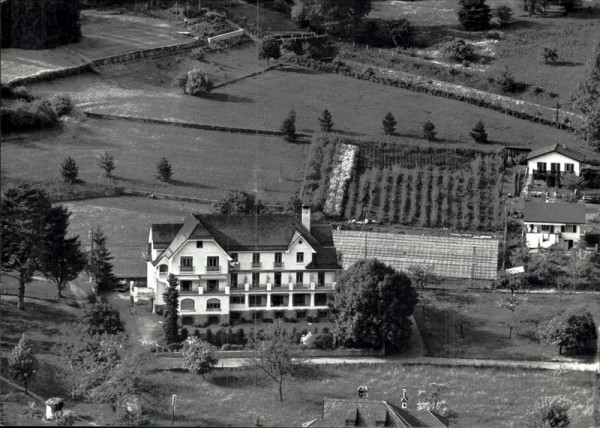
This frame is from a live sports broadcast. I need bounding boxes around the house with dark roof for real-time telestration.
[304,396,448,428]
[146,207,342,325]
[526,143,587,186]
[523,202,586,249]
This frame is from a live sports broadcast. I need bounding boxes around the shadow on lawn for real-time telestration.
[202,92,254,103]
[547,61,584,67]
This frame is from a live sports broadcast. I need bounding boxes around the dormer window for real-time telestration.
[196,241,203,248]
[296,252,304,263]
[159,265,168,275]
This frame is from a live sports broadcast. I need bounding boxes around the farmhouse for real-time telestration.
[526,143,587,186]
[146,207,342,325]
[523,202,586,249]
[304,396,448,427]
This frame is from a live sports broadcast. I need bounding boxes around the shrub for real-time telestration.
[280,109,297,142]
[61,157,79,184]
[382,112,397,135]
[532,396,570,428]
[486,30,503,40]
[443,39,477,63]
[493,5,513,27]
[542,47,558,64]
[190,48,204,60]
[51,95,74,116]
[470,120,489,144]
[497,68,516,93]
[457,0,492,31]
[156,157,173,182]
[423,120,437,141]
[314,332,335,350]
[54,410,76,426]
[184,69,214,96]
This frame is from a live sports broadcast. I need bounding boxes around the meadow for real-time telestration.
[415,289,600,361]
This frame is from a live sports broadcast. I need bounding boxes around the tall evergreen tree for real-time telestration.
[1,185,52,310]
[280,109,297,142]
[318,109,334,132]
[40,206,87,299]
[573,41,600,152]
[98,152,116,179]
[470,120,489,144]
[88,227,117,293]
[156,157,173,182]
[382,112,397,135]
[61,156,79,184]
[163,274,180,344]
[8,334,38,393]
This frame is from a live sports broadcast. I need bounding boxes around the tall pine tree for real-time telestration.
[88,227,117,293]
[382,112,397,135]
[40,206,87,299]
[470,120,489,144]
[318,109,334,132]
[163,274,180,344]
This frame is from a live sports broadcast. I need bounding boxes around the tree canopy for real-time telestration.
[457,0,492,31]
[163,274,180,344]
[331,259,418,352]
[258,36,281,66]
[293,0,372,36]
[573,41,600,151]
[182,337,218,379]
[8,334,38,393]
[81,298,126,336]
[213,190,266,215]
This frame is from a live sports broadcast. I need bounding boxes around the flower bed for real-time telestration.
[323,143,358,217]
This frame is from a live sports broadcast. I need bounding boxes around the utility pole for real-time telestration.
[502,199,508,271]
[555,102,560,126]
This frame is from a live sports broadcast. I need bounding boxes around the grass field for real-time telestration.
[0,117,308,204]
[147,363,596,426]
[366,0,600,108]
[415,289,600,361]
[26,65,587,153]
[0,10,188,83]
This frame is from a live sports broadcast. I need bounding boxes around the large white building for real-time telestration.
[526,143,586,187]
[523,202,586,249]
[146,207,342,326]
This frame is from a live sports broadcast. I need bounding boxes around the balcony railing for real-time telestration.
[158,271,168,277]
[206,307,221,312]
[532,169,562,180]
[179,289,197,295]
[273,262,284,268]
[249,302,266,308]
[179,265,194,272]
[206,265,221,272]
[204,288,224,294]
[251,262,262,268]
[270,302,288,307]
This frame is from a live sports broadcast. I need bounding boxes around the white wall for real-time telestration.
[527,152,580,176]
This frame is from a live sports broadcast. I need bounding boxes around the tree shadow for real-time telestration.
[505,19,548,30]
[170,179,219,190]
[202,92,254,103]
[278,66,323,75]
[547,61,584,67]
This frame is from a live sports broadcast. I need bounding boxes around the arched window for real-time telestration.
[181,299,195,311]
[207,298,221,311]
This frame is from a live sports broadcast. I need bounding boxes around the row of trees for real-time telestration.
[1,184,117,309]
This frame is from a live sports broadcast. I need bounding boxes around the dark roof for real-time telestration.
[151,214,342,270]
[523,202,586,224]
[152,224,182,246]
[316,399,447,428]
[526,143,587,162]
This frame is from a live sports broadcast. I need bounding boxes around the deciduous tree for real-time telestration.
[183,69,214,96]
[40,206,87,299]
[81,298,126,336]
[213,190,266,214]
[542,47,558,64]
[532,396,570,428]
[258,36,281,66]
[457,0,492,31]
[560,172,585,191]
[182,337,218,379]
[408,265,441,297]
[8,334,38,394]
[331,259,418,352]
[1,185,53,310]
[163,274,180,345]
[493,5,513,27]
[422,120,437,141]
[293,0,372,36]
[98,152,116,179]
[417,383,458,421]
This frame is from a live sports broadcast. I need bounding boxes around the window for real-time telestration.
[317,310,329,319]
[182,316,194,325]
[181,280,192,291]
[296,272,303,284]
[230,296,245,305]
[551,163,560,173]
[181,299,195,311]
[207,280,218,292]
[231,253,238,262]
[274,252,282,265]
[565,163,574,173]
[206,298,221,311]
[537,162,547,172]
[274,272,282,287]
[318,272,325,286]
[230,273,238,288]
[541,225,551,232]
[207,256,219,271]
[196,241,203,248]
[252,272,260,287]
[296,252,304,263]
[314,293,328,306]
[271,295,285,307]
[180,256,193,271]
[249,295,263,307]
[159,265,168,273]
[293,294,306,306]
[252,253,260,263]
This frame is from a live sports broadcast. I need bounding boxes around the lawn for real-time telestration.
[366,0,600,108]
[415,289,600,361]
[0,10,188,83]
[26,65,587,153]
[146,363,596,426]
[0,117,309,204]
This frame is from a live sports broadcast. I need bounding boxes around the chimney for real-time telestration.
[302,205,311,231]
[400,389,408,409]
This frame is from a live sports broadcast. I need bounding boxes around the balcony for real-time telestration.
[249,302,266,308]
[273,262,284,268]
[179,289,197,295]
[179,265,194,273]
[532,169,562,181]
[158,271,168,278]
[206,265,221,272]
[206,307,221,312]
[251,262,262,269]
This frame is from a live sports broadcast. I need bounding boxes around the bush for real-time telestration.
[190,48,205,60]
[497,68,516,93]
[355,18,414,48]
[493,5,513,27]
[443,39,477,63]
[314,332,335,350]
[486,30,503,40]
[61,157,79,184]
[54,410,76,426]
[183,69,214,96]
[457,0,492,31]
[51,95,74,116]
[423,120,437,141]
[156,157,173,182]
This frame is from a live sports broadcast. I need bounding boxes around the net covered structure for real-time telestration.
[332,230,499,280]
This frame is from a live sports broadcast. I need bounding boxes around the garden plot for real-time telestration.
[0,118,309,204]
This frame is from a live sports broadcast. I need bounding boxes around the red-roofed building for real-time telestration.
[146,207,342,325]
[523,202,586,249]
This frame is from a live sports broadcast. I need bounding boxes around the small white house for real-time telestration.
[523,202,586,249]
[526,143,586,186]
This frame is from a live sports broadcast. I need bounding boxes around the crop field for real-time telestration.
[146,363,595,427]
[415,289,600,362]
[0,10,188,83]
[61,197,213,277]
[366,0,600,108]
[27,65,585,152]
[0,118,308,204]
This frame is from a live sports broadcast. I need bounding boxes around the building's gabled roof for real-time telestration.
[150,214,342,270]
[526,143,586,162]
[315,398,448,428]
[152,223,183,247]
[523,202,586,224]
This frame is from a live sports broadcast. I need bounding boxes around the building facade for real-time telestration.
[523,202,586,249]
[526,143,586,186]
[146,207,342,326]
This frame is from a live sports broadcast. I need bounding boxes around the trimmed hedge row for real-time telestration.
[285,56,579,132]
